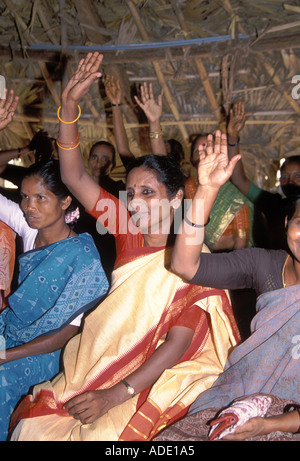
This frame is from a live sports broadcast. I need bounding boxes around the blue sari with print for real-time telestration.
[0,233,108,440]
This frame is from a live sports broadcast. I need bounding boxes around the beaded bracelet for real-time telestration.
[57,105,81,124]
[184,215,210,228]
[111,103,122,107]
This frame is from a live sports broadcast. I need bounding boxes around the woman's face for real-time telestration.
[126,166,179,234]
[287,204,300,262]
[280,161,300,198]
[21,175,68,231]
[88,144,114,179]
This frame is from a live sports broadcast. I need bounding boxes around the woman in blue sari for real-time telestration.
[167,132,300,440]
[0,160,109,440]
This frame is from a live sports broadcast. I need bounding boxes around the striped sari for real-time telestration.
[11,246,239,441]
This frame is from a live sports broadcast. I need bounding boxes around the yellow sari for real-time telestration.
[12,247,239,441]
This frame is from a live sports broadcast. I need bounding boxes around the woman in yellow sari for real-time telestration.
[11,53,239,441]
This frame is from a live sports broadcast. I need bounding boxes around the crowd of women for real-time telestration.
[0,52,299,442]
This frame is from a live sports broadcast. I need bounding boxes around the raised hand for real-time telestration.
[197,130,241,189]
[62,52,103,105]
[134,82,163,123]
[104,75,122,105]
[227,101,246,138]
[0,89,19,131]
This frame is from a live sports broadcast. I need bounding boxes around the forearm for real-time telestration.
[111,105,134,159]
[171,185,219,280]
[1,324,79,363]
[149,120,166,156]
[262,411,300,435]
[0,146,30,167]
[228,136,250,195]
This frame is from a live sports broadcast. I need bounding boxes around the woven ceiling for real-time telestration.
[1,0,300,189]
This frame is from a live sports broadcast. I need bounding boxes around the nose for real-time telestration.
[128,197,147,213]
[22,197,35,211]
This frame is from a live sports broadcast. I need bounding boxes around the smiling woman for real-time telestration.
[10,52,240,442]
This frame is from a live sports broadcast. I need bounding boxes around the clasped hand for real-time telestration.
[64,388,120,425]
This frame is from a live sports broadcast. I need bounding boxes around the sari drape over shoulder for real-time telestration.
[189,284,300,415]
[11,247,239,441]
[0,233,109,347]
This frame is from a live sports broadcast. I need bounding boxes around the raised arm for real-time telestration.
[134,82,166,156]
[58,52,104,211]
[227,101,250,196]
[170,131,241,281]
[104,75,134,167]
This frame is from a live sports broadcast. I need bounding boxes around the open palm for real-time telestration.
[0,89,19,131]
[197,131,240,188]
[62,52,103,104]
[134,82,162,123]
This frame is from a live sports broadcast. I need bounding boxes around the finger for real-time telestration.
[149,82,154,99]
[226,154,241,176]
[213,130,222,155]
[134,95,142,107]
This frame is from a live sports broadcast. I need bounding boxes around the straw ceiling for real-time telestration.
[1,0,300,189]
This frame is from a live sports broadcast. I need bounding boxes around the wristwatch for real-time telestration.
[122,379,136,396]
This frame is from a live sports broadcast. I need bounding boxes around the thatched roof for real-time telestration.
[1,0,300,189]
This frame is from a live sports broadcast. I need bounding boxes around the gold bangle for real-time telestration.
[56,136,80,150]
[57,105,81,124]
[149,129,163,139]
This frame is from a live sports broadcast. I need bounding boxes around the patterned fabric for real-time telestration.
[0,232,108,441]
[1,233,108,346]
[184,178,253,249]
[0,221,15,310]
[154,394,300,441]
[187,285,300,413]
[11,247,239,441]
[208,394,272,440]
[204,181,254,249]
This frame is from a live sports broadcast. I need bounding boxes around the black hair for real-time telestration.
[165,139,184,164]
[89,141,116,170]
[286,196,300,227]
[280,155,300,172]
[22,160,77,213]
[126,154,185,198]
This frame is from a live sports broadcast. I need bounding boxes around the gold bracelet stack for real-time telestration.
[149,128,163,139]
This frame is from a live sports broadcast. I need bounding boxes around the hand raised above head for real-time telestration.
[134,82,163,123]
[227,101,246,138]
[197,130,241,189]
[62,52,104,105]
[0,89,19,132]
[104,74,122,105]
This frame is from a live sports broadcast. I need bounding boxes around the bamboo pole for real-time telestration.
[126,0,189,144]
